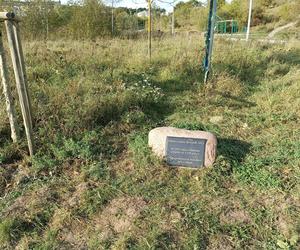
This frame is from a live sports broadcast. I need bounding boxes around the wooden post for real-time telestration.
[0,12,15,20]
[0,31,19,142]
[12,21,33,129]
[5,19,34,156]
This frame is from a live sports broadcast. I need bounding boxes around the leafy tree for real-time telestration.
[67,0,110,39]
[174,0,207,31]
[115,11,138,32]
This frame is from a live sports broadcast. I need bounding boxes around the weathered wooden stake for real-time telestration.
[0,31,19,142]
[5,19,34,156]
[12,21,33,129]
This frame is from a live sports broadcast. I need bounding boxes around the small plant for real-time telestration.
[123,73,164,104]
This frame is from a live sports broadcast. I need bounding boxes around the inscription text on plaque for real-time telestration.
[166,136,207,168]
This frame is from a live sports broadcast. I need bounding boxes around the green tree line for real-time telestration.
[174,0,299,33]
[0,0,298,40]
[1,0,148,39]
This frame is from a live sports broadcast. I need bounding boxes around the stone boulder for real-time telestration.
[148,127,217,167]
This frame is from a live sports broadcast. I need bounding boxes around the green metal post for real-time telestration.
[204,0,217,83]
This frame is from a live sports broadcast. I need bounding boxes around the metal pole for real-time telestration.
[46,4,49,40]
[148,0,152,61]
[172,6,175,36]
[246,0,253,41]
[111,0,114,36]
[204,0,217,83]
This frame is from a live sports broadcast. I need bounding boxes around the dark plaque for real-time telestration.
[165,136,207,168]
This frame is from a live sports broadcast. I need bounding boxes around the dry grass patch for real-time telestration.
[93,197,147,236]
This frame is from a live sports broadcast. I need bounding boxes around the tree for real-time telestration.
[174,0,207,31]
[104,0,122,35]
[115,11,138,33]
[68,0,110,39]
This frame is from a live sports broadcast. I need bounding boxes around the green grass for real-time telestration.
[0,36,299,249]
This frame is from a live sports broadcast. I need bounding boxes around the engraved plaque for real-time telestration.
[165,136,207,168]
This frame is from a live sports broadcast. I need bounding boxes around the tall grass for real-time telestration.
[0,36,299,249]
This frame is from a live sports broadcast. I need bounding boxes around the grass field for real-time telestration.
[0,35,300,249]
